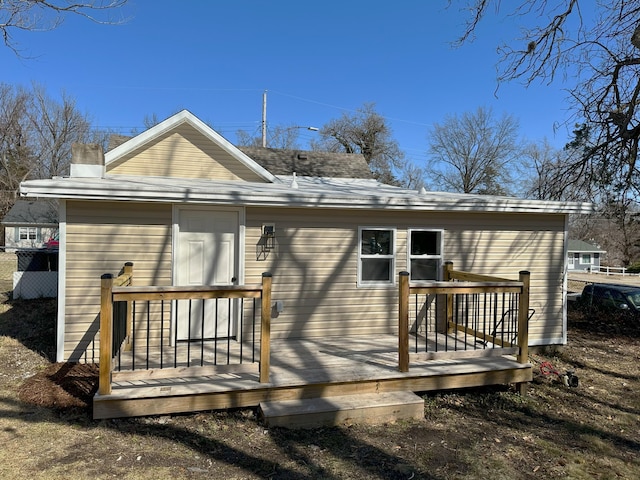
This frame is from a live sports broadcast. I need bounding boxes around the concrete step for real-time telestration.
[259,391,424,429]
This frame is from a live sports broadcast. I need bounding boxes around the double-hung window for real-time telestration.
[408,229,443,281]
[19,227,38,241]
[580,253,592,265]
[358,227,395,286]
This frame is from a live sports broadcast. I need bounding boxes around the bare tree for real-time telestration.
[235,124,306,150]
[312,103,405,185]
[455,0,640,203]
[0,83,105,217]
[427,107,520,195]
[523,134,595,202]
[1,0,129,55]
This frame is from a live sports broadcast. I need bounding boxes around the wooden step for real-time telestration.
[259,391,424,429]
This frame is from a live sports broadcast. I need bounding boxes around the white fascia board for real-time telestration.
[104,110,278,183]
[19,177,596,215]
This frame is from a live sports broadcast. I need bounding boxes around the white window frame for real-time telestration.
[580,253,592,265]
[18,226,38,241]
[357,227,396,287]
[407,229,444,282]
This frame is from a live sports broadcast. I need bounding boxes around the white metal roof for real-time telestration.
[19,173,595,215]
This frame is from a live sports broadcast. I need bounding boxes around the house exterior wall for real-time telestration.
[568,252,600,271]
[246,208,566,345]
[62,201,567,361]
[63,201,172,362]
[106,124,267,182]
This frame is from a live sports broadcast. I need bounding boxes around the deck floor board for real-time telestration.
[95,334,530,417]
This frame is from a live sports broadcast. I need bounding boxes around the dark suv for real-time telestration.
[578,283,640,314]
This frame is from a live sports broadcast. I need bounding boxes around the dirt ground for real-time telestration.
[1,296,639,479]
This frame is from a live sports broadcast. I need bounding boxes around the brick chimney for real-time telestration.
[70,143,105,178]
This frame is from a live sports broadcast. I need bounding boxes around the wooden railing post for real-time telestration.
[443,261,453,282]
[516,270,531,395]
[398,271,410,372]
[444,261,454,333]
[123,262,134,351]
[99,274,114,395]
[259,272,272,383]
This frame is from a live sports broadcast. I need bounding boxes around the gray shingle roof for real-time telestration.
[239,147,373,179]
[2,200,58,226]
[568,239,605,253]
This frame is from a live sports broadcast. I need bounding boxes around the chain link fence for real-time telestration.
[0,249,58,300]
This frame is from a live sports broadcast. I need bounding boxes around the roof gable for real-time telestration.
[105,110,278,183]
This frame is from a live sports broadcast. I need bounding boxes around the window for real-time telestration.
[580,253,592,265]
[358,227,395,286]
[408,229,443,281]
[18,227,38,241]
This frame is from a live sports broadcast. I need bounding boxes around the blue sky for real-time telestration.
[1,0,575,168]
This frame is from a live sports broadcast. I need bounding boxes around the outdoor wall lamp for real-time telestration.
[262,224,276,251]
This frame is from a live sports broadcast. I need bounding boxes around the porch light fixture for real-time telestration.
[262,224,276,251]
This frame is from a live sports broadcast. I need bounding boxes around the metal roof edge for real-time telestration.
[19,177,595,215]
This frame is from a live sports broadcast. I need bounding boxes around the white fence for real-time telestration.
[588,266,640,276]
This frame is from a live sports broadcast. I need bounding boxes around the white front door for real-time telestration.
[176,208,238,340]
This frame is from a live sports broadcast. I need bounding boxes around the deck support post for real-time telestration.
[516,270,531,395]
[398,271,409,372]
[260,272,272,383]
[99,274,114,396]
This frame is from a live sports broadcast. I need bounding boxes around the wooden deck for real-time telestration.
[93,334,532,419]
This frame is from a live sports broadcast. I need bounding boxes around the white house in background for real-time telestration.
[567,239,606,272]
[2,199,58,251]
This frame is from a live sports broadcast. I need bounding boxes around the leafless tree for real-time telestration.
[523,136,595,202]
[426,106,520,195]
[454,0,640,202]
[0,83,106,218]
[1,0,129,55]
[235,124,306,150]
[311,103,405,185]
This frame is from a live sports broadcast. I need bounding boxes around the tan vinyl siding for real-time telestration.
[63,201,172,361]
[63,202,567,361]
[244,208,566,344]
[107,124,266,182]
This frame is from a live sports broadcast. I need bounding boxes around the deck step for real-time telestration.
[259,391,424,429]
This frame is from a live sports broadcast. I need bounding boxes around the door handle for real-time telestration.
[231,277,237,283]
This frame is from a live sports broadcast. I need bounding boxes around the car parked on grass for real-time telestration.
[577,283,640,315]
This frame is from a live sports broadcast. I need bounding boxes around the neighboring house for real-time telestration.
[567,239,605,272]
[20,110,593,365]
[2,200,58,251]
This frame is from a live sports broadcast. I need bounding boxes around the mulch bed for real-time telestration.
[18,362,98,411]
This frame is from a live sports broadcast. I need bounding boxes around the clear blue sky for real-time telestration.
[1,0,574,168]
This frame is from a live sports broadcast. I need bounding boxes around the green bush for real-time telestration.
[626,262,640,273]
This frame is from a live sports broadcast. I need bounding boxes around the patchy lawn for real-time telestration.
[1,298,639,479]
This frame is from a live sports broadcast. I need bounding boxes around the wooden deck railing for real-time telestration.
[98,264,272,395]
[399,262,531,391]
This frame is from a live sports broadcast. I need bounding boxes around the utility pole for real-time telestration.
[262,90,267,148]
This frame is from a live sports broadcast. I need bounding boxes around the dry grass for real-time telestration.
[0,296,639,479]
